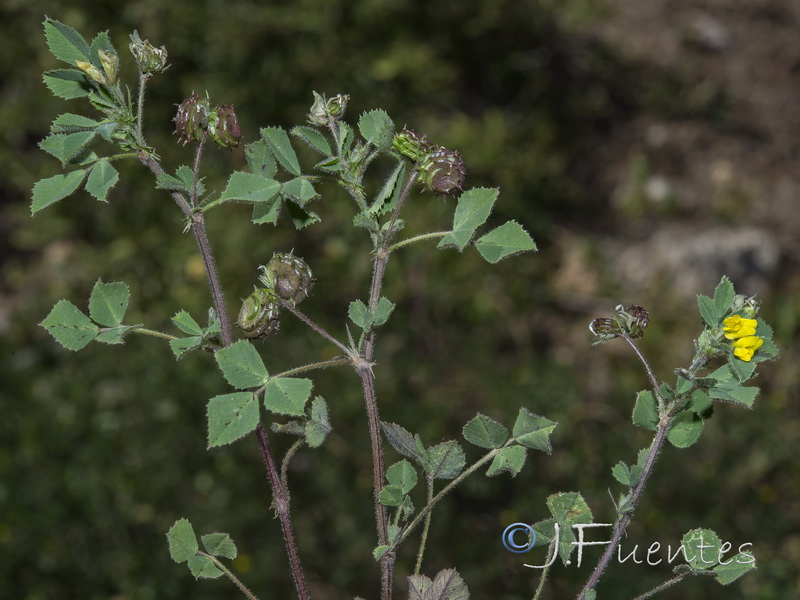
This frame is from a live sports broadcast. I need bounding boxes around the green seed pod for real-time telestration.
[419,147,467,196]
[238,288,280,339]
[258,252,315,305]
[307,91,350,127]
[173,91,211,145]
[208,104,242,149]
[129,30,169,76]
[392,128,432,163]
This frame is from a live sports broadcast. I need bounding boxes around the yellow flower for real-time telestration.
[723,315,758,340]
[732,336,763,362]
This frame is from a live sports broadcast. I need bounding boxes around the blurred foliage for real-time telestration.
[2,0,798,599]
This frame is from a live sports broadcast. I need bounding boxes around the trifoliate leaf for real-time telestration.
[167,518,198,563]
[244,139,277,178]
[386,460,418,494]
[172,310,203,336]
[381,422,421,459]
[216,171,280,205]
[261,127,301,175]
[358,109,395,151]
[43,69,92,100]
[214,340,269,389]
[378,485,404,507]
[632,390,659,431]
[291,126,332,155]
[50,113,102,133]
[681,528,722,570]
[438,187,499,251]
[474,220,537,263]
[169,336,203,359]
[39,131,95,166]
[463,413,508,449]
[305,396,332,448]
[201,533,237,560]
[95,325,134,345]
[85,160,119,202]
[713,553,756,584]
[419,440,466,480]
[40,299,98,350]
[282,177,318,206]
[187,554,223,579]
[31,170,87,214]
[263,378,313,416]
[512,408,557,453]
[207,392,260,448]
[88,280,129,327]
[486,445,526,477]
[43,18,92,66]
[285,200,320,229]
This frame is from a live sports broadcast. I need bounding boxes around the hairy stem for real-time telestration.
[135,72,149,147]
[414,477,435,575]
[199,552,260,600]
[129,327,177,341]
[630,570,715,600]
[273,357,351,379]
[577,416,671,599]
[279,300,351,355]
[620,333,664,411]
[531,538,558,600]
[256,424,310,600]
[387,231,449,253]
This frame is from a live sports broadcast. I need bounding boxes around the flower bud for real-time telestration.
[238,288,280,339]
[208,104,242,149]
[129,30,169,76]
[173,91,211,145]
[76,60,106,85]
[307,91,350,127]
[97,50,119,85]
[258,252,315,305]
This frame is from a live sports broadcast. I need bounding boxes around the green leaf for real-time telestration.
[697,294,719,328]
[172,310,203,336]
[546,492,594,564]
[282,177,318,206]
[263,378,313,416]
[285,200,320,229]
[408,568,469,600]
[291,126,332,155]
[216,171,281,205]
[251,197,283,225]
[713,553,756,584]
[474,220,538,263]
[708,383,758,408]
[632,390,659,431]
[437,187,499,251]
[167,518,198,563]
[486,445,526,477]
[358,109,395,150]
[89,31,116,62]
[512,408,557,453]
[170,336,203,359]
[44,18,92,66]
[713,276,735,316]
[369,161,405,215]
[155,165,198,194]
[39,131,96,166]
[88,280,129,327]
[50,113,102,133]
[373,298,395,327]
[419,440,465,480]
[207,392,260,448]
[40,300,98,350]
[31,170,87,214]
[245,139,277,178]
[214,340,269,389]
[187,554,223,579]
[95,325,134,345]
[687,389,713,419]
[463,413,509,449]
[305,396,332,448]
[378,485,404,507]
[373,545,390,561]
[612,462,631,486]
[43,69,91,99]
[85,161,119,202]
[381,422,421,459]
[681,528,722,570]
[386,460,418,494]
[676,375,694,394]
[584,591,597,600]
[727,355,757,382]
[261,127,301,176]
[201,533,238,560]
[348,300,371,329]
[667,410,704,448]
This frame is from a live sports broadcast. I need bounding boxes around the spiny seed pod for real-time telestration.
[419,147,467,196]
[392,128,433,163]
[238,288,280,339]
[173,91,211,145]
[307,91,350,127]
[589,317,622,344]
[208,104,242,149]
[258,252,315,305]
[129,30,169,76]
[618,304,649,338]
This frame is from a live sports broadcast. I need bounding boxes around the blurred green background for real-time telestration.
[2,0,798,598]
